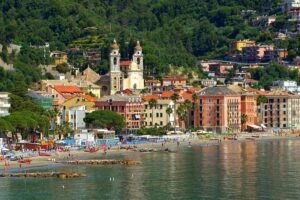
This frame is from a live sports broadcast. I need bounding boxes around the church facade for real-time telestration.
[102,39,144,95]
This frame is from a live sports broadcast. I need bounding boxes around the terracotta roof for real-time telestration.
[163,76,187,81]
[53,85,83,93]
[161,91,174,98]
[145,80,160,83]
[245,79,258,83]
[143,95,159,102]
[81,95,96,102]
[120,60,131,67]
[123,89,133,94]
[181,91,193,101]
[245,87,266,95]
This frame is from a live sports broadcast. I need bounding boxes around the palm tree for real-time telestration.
[171,93,180,133]
[183,99,192,129]
[149,98,157,127]
[166,106,173,128]
[241,114,248,131]
[176,104,188,129]
[191,93,198,128]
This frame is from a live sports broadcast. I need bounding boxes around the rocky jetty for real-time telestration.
[0,172,86,179]
[65,160,143,165]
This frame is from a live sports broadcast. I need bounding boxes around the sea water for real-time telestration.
[1,139,300,200]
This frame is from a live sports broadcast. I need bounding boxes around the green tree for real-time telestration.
[171,93,180,132]
[84,110,125,131]
[166,106,173,128]
[149,98,157,127]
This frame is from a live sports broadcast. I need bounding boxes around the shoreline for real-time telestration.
[1,134,299,172]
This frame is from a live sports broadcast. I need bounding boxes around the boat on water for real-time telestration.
[18,158,32,164]
[223,136,238,141]
[39,152,51,156]
[84,149,99,153]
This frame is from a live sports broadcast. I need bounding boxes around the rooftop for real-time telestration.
[98,95,143,103]
[198,86,239,96]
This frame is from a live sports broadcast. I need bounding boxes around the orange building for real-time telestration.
[194,86,241,133]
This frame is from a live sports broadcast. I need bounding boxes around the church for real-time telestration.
[98,40,144,96]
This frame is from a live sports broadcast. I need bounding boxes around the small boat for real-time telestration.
[84,149,99,153]
[18,158,32,164]
[39,153,51,156]
[224,137,238,141]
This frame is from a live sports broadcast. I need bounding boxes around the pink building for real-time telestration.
[162,76,187,87]
[194,86,241,133]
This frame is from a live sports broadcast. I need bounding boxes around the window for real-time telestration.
[150,122,152,126]
[113,57,117,65]
[200,120,202,126]
[150,113,152,117]
[145,105,148,109]
[217,113,220,118]
[145,113,147,118]
[217,99,220,104]
[160,121,163,126]
[160,113,163,117]
[160,105,163,109]
[156,113,159,117]
[283,98,286,103]
[200,99,202,104]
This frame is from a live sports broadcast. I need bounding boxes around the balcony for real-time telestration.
[0,103,10,108]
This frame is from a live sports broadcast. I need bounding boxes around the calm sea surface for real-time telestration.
[1,139,300,200]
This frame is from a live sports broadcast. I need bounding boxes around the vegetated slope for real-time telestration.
[0,0,292,78]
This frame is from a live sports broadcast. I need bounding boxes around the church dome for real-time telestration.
[135,41,142,51]
[111,39,119,50]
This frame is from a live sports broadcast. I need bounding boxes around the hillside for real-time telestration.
[0,0,298,86]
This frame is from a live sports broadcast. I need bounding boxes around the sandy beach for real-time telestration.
[1,134,299,172]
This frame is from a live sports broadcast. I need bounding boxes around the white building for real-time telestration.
[283,0,300,21]
[0,92,10,117]
[66,105,87,130]
[74,129,95,146]
[271,80,300,93]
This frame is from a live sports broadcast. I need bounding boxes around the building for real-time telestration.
[145,80,161,88]
[228,85,258,130]
[83,48,101,66]
[162,76,187,87]
[271,80,300,93]
[194,86,241,133]
[241,45,275,62]
[50,51,68,65]
[229,40,256,56]
[143,98,175,128]
[259,90,293,129]
[282,0,300,21]
[28,90,54,110]
[0,92,10,117]
[193,79,217,87]
[209,64,234,76]
[46,85,84,106]
[95,95,144,133]
[98,40,144,95]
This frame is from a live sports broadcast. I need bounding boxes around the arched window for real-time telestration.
[137,57,140,65]
[133,83,137,90]
[113,57,117,65]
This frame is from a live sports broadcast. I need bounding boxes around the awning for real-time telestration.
[247,124,262,130]
[261,124,267,129]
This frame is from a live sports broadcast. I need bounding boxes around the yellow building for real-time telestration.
[50,51,68,65]
[143,98,175,127]
[61,95,96,111]
[229,40,256,56]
